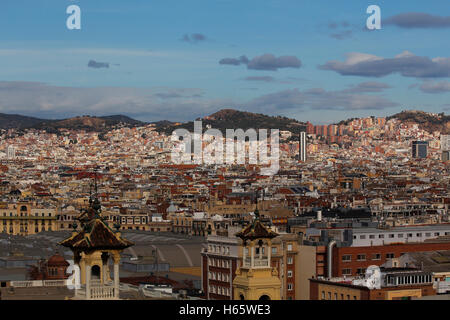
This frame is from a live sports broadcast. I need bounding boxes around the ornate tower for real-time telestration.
[59,184,133,300]
[232,206,281,300]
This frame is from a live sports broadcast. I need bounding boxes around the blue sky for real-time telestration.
[0,0,449,123]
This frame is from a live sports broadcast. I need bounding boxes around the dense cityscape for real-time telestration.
[1,1,450,312]
[0,109,449,301]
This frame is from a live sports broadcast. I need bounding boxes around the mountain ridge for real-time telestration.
[0,113,145,132]
[0,109,449,135]
[154,109,307,135]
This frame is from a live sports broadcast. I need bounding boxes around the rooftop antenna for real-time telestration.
[254,189,260,220]
[88,182,93,205]
[94,168,98,199]
[262,188,265,211]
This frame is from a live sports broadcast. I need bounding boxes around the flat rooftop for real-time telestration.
[353,224,450,234]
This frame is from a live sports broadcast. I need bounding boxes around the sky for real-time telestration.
[0,0,449,124]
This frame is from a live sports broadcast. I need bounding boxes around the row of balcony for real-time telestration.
[242,257,270,268]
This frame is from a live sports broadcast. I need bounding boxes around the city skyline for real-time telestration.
[0,1,449,123]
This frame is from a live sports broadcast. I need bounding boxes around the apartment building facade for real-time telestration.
[201,226,302,300]
[0,202,58,235]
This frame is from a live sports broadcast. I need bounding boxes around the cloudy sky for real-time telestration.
[0,0,449,123]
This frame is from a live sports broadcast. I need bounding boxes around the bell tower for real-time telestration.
[232,201,281,300]
[60,174,133,300]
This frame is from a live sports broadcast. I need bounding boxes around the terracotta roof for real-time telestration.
[235,216,278,241]
[60,219,133,250]
[47,254,70,267]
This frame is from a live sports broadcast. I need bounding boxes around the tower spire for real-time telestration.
[94,168,98,199]
[254,189,260,219]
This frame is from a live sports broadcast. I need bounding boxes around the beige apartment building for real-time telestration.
[0,202,58,236]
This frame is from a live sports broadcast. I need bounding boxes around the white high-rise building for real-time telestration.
[7,145,15,159]
[441,135,450,152]
[299,132,307,162]
[441,135,450,162]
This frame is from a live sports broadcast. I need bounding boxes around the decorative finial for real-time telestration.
[94,169,98,198]
[89,183,93,205]
[254,189,260,219]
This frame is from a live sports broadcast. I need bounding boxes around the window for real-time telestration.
[435,232,440,236]
[342,268,352,276]
[389,234,395,238]
[369,235,375,239]
[386,253,395,259]
[334,293,337,300]
[321,291,325,300]
[416,233,422,237]
[287,284,293,291]
[398,234,403,238]
[287,244,293,251]
[340,294,344,300]
[272,247,277,254]
[287,270,293,278]
[359,235,366,239]
[357,268,366,275]
[287,257,293,264]
[328,292,331,300]
[425,233,431,237]
[347,295,350,300]
[407,233,413,238]
[372,253,381,260]
[342,255,352,262]
[357,254,366,261]
[379,234,384,239]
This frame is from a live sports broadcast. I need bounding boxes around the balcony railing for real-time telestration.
[90,285,116,300]
[243,258,269,268]
[10,280,68,288]
[75,283,118,300]
[435,281,450,294]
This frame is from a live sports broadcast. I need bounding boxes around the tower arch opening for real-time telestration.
[91,265,101,280]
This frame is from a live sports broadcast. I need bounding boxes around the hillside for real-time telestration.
[0,114,145,132]
[388,110,450,134]
[154,109,307,135]
[0,113,45,129]
[2,109,449,135]
[34,115,145,132]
